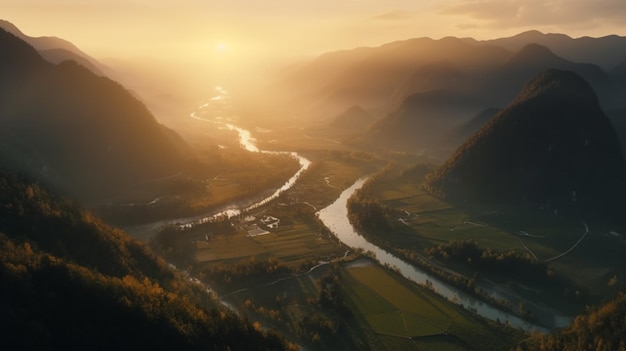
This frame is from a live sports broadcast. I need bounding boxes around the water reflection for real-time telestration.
[317,177,550,333]
[182,87,311,226]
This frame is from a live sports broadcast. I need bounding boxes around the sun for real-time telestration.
[216,42,227,52]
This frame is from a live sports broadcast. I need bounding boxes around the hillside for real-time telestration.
[362,88,484,155]
[0,29,189,202]
[484,43,620,109]
[278,36,510,118]
[0,171,289,350]
[515,292,626,351]
[452,107,501,144]
[0,19,110,76]
[479,30,626,71]
[424,69,626,220]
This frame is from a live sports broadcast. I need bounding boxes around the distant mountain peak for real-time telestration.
[0,19,25,36]
[505,43,562,66]
[519,43,555,55]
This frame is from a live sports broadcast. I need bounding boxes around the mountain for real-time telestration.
[278,36,510,119]
[355,43,624,155]
[38,48,105,75]
[0,29,189,202]
[452,107,501,144]
[389,61,466,105]
[0,171,289,350]
[611,59,626,88]
[424,69,626,219]
[478,30,626,71]
[516,292,626,351]
[364,88,481,154]
[274,32,626,157]
[0,19,110,77]
[608,107,626,155]
[485,43,620,109]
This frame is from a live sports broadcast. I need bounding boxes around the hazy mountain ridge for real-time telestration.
[477,29,626,71]
[276,31,626,155]
[486,43,621,109]
[0,29,189,202]
[363,88,481,156]
[424,69,626,220]
[38,48,104,75]
[313,37,510,116]
[0,19,111,77]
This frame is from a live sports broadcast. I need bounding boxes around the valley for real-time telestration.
[3,14,626,350]
[131,86,584,349]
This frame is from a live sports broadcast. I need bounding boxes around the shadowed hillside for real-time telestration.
[0,29,190,202]
[0,19,111,76]
[515,292,626,351]
[424,69,626,220]
[0,171,290,350]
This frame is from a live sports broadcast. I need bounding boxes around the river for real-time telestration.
[129,86,557,333]
[124,87,311,240]
[317,177,553,332]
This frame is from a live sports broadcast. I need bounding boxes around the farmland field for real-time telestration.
[361,166,626,301]
[340,259,523,350]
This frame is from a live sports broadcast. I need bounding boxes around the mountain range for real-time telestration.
[275,31,626,156]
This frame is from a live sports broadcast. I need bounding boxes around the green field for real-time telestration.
[195,221,346,266]
[365,168,626,301]
[193,151,382,268]
[340,259,522,350]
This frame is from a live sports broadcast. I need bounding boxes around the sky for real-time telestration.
[3,0,626,91]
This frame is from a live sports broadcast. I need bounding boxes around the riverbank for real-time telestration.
[316,177,547,332]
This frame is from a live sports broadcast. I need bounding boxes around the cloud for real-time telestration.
[371,10,416,22]
[438,0,626,31]
[455,23,479,30]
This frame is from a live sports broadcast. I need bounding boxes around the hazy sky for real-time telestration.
[4,0,626,89]
[5,0,626,57]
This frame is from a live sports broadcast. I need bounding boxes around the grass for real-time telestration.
[340,259,522,350]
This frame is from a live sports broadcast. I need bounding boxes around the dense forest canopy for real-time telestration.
[0,171,291,350]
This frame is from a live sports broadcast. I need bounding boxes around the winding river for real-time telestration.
[317,178,553,332]
[129,87,562,333]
